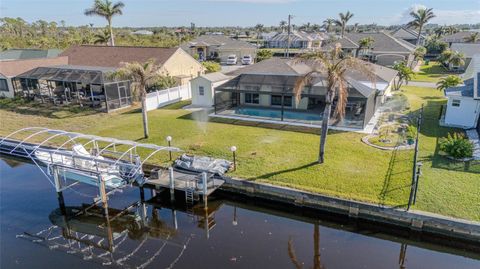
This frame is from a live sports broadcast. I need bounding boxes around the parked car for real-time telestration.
[226,55,238,65]
[241,55,254,65]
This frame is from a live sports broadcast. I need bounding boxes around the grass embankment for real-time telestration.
[0,87,478,221]
[412,61,455,83]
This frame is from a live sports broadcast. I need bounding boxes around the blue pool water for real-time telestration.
[235,107,322,121]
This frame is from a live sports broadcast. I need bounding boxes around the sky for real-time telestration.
[0,0,479,27]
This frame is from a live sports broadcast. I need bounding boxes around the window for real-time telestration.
[271,95,292,107]
[271,95,282,106]
[0,79,8,92]
[199,86,205,96]
[245,93,259,104]
[452,99,461,107]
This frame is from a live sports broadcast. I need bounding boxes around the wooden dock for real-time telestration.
[143,166,225,197]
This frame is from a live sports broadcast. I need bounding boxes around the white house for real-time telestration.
[443,54,480,129]
[191,72,232,107]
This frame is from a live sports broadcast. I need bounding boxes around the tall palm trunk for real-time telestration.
[319,90,333,164]
[141,87,149,139]
[341,24,345,38]
[416,24,423,46]
[108,18,115,46]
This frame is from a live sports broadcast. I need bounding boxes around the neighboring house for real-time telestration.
[131,30,154,35]
[390,27,426,46]
[448,43,480,71]
[442,31,480,46]
[210,57,397,130]
[0,56,69,98]
[0,48,62,61]
[60,45,204,85]
[322,32,415,67]
[265,30,325,50]
[13,65,132,112]
[180,35,257,63]
[442,54,480,130]
[190,72,232,107]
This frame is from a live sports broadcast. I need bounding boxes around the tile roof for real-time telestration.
[60,45,180,68]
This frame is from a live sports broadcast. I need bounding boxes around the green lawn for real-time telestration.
[412,61,454,83]
[0,87,478,221]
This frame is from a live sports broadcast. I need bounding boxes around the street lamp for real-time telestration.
[230,145,237,171]
[166,136,172,161]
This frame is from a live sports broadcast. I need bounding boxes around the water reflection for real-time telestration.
[17,189,193,268]
[2,157,479,269]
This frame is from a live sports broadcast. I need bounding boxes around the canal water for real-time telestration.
[0,157,479,269]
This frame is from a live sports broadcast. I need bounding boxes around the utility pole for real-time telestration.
[286,14,293,58]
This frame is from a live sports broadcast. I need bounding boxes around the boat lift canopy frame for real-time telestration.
[0,127,182,188]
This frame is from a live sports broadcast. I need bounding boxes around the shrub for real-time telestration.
[202,61,221,73]
[439,132,474,159]
[256,49,273,62]
[406,125,417,140]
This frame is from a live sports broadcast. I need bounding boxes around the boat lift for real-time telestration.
[0,127,182,210]
[0,127,225,208]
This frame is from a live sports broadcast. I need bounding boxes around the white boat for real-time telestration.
[34,144,130,189]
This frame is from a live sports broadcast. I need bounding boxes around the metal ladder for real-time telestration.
[185,178,195,205]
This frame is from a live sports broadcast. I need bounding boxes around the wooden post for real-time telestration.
[169,167,175,201]
[202,172,208,209]
[98,174,109,216]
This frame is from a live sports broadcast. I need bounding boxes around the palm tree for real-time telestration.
[334,11,354,38]
[358,37,374,57]
[436,75,462,91]
[255,23,264,47]
[448,51,466,68]
[84,0,125,46]
[464,32,480,43]
[407,7,435,46]
[322,18,334,33]
[93,28,111,45]
[288,222,324,269]
[279,20,287,32]
[392,61,413,91]
[111,59,165,139]
[293,44,375,163]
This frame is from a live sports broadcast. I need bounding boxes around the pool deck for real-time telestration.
[210,110,382,134]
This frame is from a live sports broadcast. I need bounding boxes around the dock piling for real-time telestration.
[169,167,175,201]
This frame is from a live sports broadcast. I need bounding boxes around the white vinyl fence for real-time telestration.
[145,83,191,111]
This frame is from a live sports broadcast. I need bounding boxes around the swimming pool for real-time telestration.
[235,107,322,121]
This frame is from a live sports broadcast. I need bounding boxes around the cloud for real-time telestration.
[432,9,480,25]
[392,4,480,25]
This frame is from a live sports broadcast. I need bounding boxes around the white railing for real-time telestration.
[145,83,191,111]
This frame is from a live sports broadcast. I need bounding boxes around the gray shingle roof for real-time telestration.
[445,77,475,98]
[450,43,480,58]
[182,35,256,51]
[344,32,415,53]
[0,49,62,61]
[199,72,231,82]
[391,27,425,40]
[267,30,325,42]
[442,31,480,44]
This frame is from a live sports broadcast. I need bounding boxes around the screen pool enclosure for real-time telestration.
[13,65,132,112]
